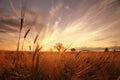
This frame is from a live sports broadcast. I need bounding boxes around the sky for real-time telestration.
[0,0,120,51]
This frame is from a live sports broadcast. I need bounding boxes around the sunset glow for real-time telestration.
[0,0,120,51]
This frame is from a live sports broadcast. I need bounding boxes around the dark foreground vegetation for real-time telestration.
[0,51,120,80]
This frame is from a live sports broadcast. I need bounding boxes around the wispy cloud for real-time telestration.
[49,2,62,18]
[43,0,120,49]
[0,8,19,34]
[0,0,120,50]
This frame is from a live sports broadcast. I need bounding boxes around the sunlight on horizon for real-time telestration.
[0,0,120,51]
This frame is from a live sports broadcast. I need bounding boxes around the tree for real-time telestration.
[71,48,76,51]
[54,43,65,52]
[105,48,109,52]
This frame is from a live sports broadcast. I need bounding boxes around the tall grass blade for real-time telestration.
[20,18,23,32]
[34,31,41,44]
[15,1,26,62]
[24,27,31,39]
[32,44,42,75]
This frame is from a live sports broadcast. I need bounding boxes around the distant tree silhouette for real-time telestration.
[54,43,65,52]
[71,48,76,51]
[105,48,109,52]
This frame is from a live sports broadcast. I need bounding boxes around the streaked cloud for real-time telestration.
[0,0,120,50]
[49,2,62,18]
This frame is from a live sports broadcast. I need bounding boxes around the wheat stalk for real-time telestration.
[32,44,42,79]
[21,25,32,51]
[24,26,31,39]
[14,2,26,65]
[34,32,40,44]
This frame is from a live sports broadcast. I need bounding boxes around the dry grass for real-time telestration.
[0,51,120,80]
[1,2,119,80]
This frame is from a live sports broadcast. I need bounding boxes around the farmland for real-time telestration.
[0,51,120,80]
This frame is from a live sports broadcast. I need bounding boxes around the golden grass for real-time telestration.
[0,51,120,80]
[3,2,119,80]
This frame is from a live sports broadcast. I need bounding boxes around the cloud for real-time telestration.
[0,0,120,50]
[0,39,4,43]
[0,6,47,33]
[93,35,112,42]
[0,18,19,33]
[49,2,62,18]
[0,30,7,33]
[43,0,120,48]
[9,0,20,18]
[0,18,19,27]
[0,7,20,33]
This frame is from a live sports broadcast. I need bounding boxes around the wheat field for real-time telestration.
[0,51,120,80]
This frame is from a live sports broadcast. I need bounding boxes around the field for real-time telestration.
[1,0,120,80]
[0,51,120,80]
